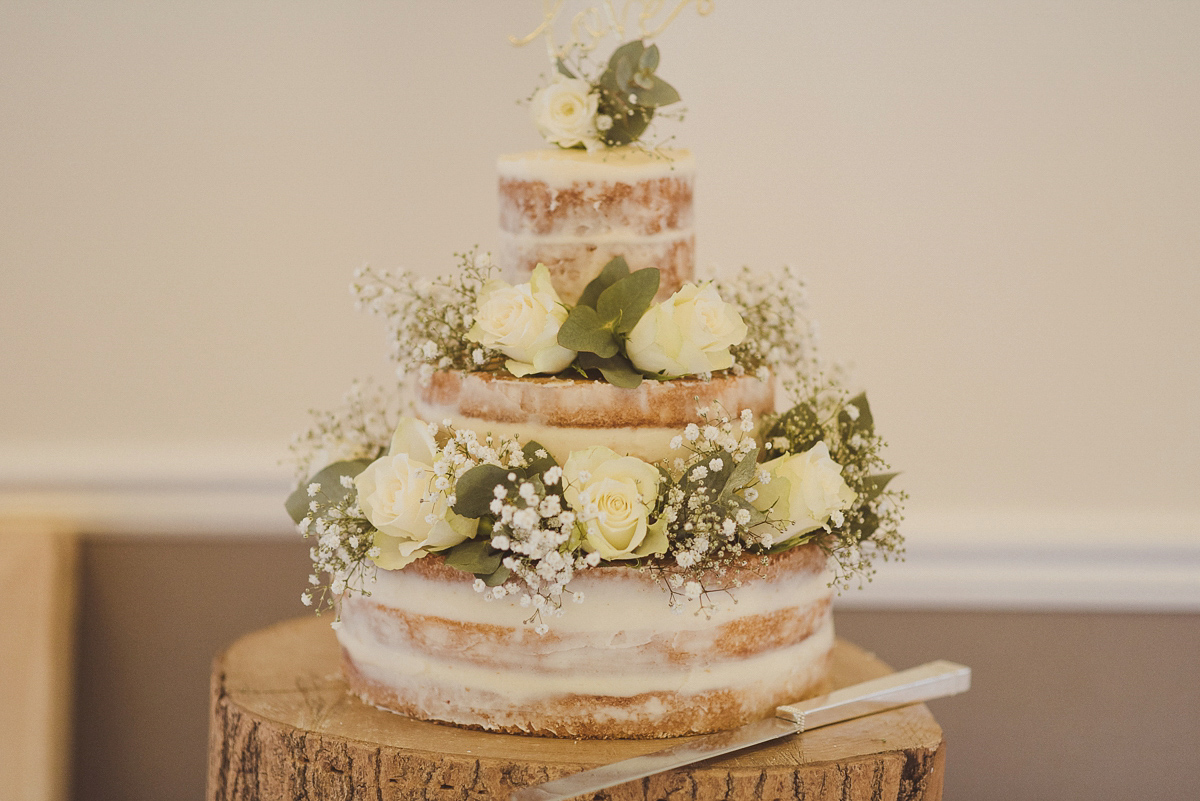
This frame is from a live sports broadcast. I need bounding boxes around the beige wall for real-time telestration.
[2,1,1198,517]
[2,5,1198,800]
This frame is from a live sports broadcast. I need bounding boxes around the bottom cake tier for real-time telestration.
[336,543,834,738]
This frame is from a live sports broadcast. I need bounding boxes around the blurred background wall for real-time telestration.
[1,2,1197,800]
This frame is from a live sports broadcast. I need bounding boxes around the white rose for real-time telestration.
[466,264,577,376]
[625,282,748,378]
[355,418,477,569]
[752,442,858,538]
[562,446,666,561]
[531,76,601,150]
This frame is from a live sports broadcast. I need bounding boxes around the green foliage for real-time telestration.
[763,402,822,455]
[452,463,512,519]
[838,392,874,439]
[722,444,760,501]
[522,440,558,478]
[443,538,509,585]
[599,267,659,334]
[286,459,372,524]
[859,472,899,503]
[559,305,619,356]
[557,256,659,387]
[682,448,761,504]
[576,351,643,388]
[594,40,681,147]
[577,255,631,308]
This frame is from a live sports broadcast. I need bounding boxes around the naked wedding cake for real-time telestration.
[287,25,904,739]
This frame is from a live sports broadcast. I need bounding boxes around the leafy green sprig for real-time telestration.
[285,459,378,620]
[556,39,682,148]
[762,385,906,589]
[557,255,660,387]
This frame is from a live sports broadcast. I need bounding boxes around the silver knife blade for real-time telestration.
[509,659,970,801]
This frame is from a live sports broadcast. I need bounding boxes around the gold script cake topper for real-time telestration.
[510,0,714,63]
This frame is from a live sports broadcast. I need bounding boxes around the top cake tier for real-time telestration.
[497,147,695,304]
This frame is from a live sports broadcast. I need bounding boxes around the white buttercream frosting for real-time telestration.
[497,147,694,186]
[340,614,833,702]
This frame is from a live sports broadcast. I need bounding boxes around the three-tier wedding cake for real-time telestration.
[287,20,903,740]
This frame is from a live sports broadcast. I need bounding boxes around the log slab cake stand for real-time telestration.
[207,617,946,801]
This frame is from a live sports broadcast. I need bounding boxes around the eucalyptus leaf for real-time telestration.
[614,55,636,93]
[766,532,818,554]
[859,472,899,503]
[608,40,646,91]
[838,392,875,438]
[638,43,660,73]
[725,494,768,527]
[566,524,583,551]
[632,76,681,108]
[481,563,511,586]
[720,445,760,500]
[764,402,821,453]
[599,104,653,146]
[453,463,511,518]
[577,256,631,309]
[576,351,644,388]
[683,448,736,498]
[285,458,372,524]
[442,538,502,576]
[522,440,558,478]
[596,66,622,96]
[856,510,881,542]
[557,305,619,357]
[555,58,576,79]
[597,268,660,334]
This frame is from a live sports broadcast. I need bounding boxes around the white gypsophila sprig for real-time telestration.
[657,404,781,583]
[351,249,504,383]
[298,486,378,620]
[288,378,400,481]
[717,264,821,391]
[437,423,586,632]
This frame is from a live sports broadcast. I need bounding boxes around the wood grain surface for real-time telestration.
[208,616,945,801]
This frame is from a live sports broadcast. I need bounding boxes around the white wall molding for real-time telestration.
[2,451,1198,611]
[837,510,1200,612]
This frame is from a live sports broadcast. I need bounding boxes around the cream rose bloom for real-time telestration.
[531,75,601,151]
[355,418,477,570]
[562,446,666,561]
[753,442,858,537]
[625,282,748,378]
[467,264,577,376]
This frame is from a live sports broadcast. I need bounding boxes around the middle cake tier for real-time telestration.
[414,370,774,465]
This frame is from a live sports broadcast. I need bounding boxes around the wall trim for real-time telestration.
[2,452,1197,611]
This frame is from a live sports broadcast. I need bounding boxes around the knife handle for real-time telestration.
[776,659,971,731]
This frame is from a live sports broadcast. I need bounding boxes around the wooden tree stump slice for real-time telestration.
[208,617,945,801]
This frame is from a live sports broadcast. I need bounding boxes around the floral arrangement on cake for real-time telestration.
[530,39,682,151]
[288,252,905,630]
[511,0,714,150]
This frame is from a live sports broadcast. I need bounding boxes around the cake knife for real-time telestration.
[509,659,971,801]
